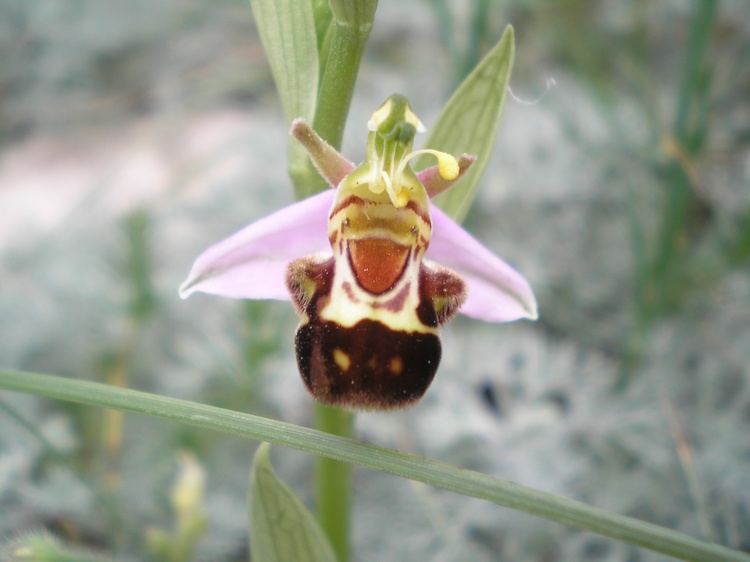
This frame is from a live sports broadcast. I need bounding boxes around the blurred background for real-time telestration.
[1,0,749,560]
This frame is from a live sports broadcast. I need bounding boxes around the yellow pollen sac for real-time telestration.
[434,152,459,180]
[372,149,460,208]
[379,170,402,208]
[400,149,459,181]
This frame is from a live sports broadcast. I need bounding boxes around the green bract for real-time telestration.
[249,444,336,562]
[421,25,515,222]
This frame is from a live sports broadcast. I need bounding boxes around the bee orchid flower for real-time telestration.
[181,95,537,410]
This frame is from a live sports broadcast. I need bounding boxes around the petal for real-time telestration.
[290,119,355,188]
[180,190,335,300]
[426,205,538,322]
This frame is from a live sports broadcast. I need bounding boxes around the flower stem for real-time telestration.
[304,5,376,559]
[313,19,371,150]
[295,6,375,199]
[313,404,355,562]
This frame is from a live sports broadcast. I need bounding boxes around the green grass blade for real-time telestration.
[249,443,336,562]
[1,368,748,562]
[420,25,515,222]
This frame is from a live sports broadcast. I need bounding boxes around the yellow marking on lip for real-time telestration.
[333,348,351,372]
[388,356,403,376]
[328,198,431,249]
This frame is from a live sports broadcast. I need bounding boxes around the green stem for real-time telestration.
[2,369,748,562]
[302,5,375,559]
[313,18,372,152]
[294,14,374,199]
[313,404,355,562]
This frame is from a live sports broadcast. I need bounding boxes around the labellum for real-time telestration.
[289,95,469,410]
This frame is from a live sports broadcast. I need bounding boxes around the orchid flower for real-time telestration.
[181,94,537,411]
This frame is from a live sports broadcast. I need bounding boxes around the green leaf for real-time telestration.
[420,25,515,222]
[2,368,749,562]
[249,0,319,126]
[310,0,334,70]
[249,443,337,562]
[248,0,320,198]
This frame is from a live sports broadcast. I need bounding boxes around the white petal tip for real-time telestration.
[521,297,539,321]
[178,283,193,300]
[178,275,202,300]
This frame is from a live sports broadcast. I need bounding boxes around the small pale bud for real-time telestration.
[171,452,206,518]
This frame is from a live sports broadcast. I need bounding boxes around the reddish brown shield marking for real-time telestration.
[348,239,409,294]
